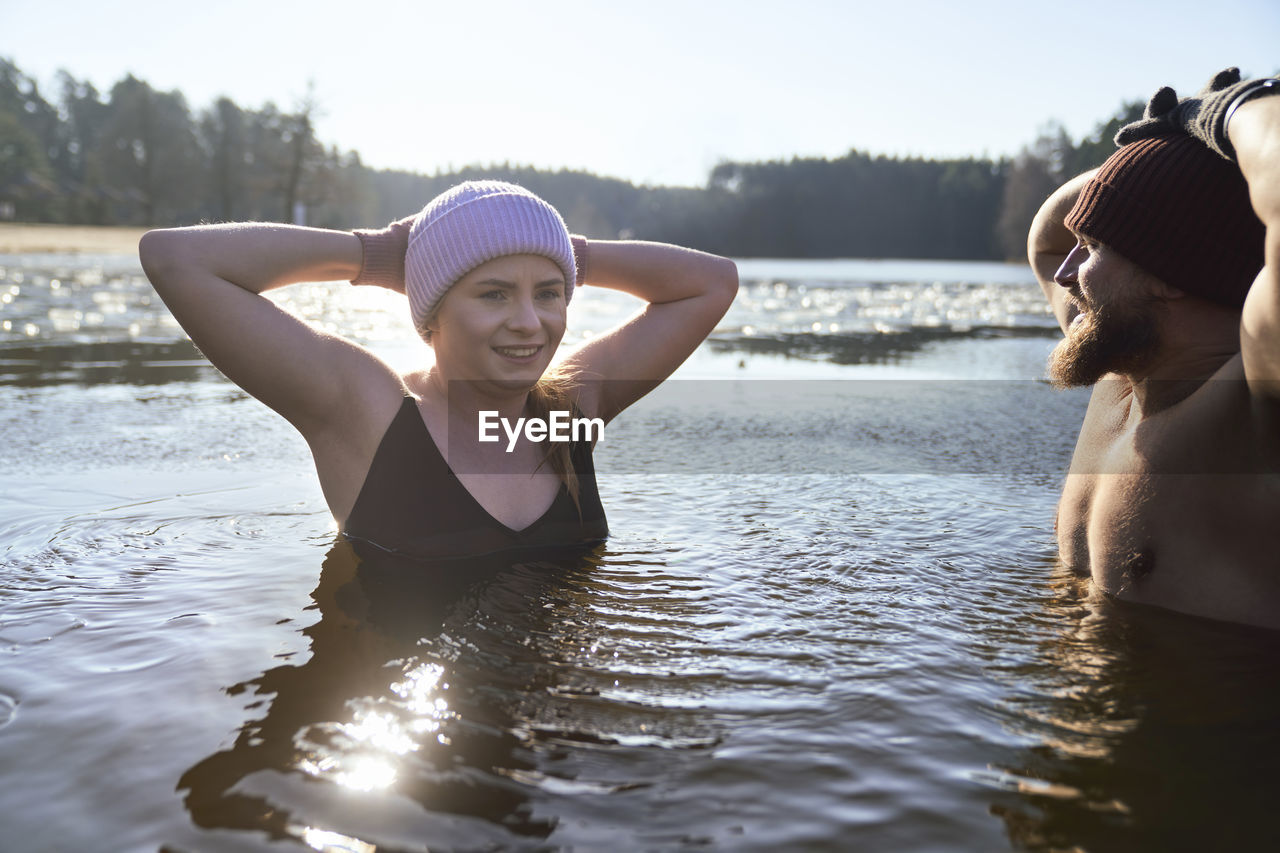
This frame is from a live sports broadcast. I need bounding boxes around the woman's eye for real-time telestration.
[481,290,506,301]
[536,288,563,301]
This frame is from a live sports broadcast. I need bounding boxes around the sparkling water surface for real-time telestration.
[2,254,1279,851]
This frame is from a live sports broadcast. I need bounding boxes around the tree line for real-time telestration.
[0,57,1140,260]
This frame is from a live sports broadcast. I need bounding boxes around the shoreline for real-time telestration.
[0,223,149,255]
[0,224,1036,268]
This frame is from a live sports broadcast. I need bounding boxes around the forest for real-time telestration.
[0,57,1140,260]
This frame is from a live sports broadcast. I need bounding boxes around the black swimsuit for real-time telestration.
[343,397,608,562]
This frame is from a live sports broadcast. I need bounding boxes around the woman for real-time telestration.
[139,181,738,560]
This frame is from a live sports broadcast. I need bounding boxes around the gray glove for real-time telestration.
[1115,67,1280,161]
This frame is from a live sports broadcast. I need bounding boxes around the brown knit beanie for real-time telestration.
[1064,132,1264,309]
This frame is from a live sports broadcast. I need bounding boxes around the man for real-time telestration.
[1027,69,1280,629]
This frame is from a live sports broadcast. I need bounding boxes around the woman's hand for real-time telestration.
[352,215,416,293]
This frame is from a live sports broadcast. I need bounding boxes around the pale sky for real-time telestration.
[6,0,1278,187]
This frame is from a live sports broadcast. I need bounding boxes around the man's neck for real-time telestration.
[1122,342,1240,417]
[1119,298,1242,417]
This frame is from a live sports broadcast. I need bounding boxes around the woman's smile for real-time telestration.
[493,344,544,362]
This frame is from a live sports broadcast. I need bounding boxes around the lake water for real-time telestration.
[2,253,1279,851]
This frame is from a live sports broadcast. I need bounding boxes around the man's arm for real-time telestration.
[1232,96,1280,397]
[1027,171,1095,334]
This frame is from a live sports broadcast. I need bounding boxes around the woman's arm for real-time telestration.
[1232,96,1280,395]
[138,224,404,434]
[559,240,738,423]
[1027,171,1095,335]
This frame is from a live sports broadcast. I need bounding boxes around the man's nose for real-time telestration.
[1054,243,1085,288]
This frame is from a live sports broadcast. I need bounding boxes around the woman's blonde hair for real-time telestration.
[526,364,583,512]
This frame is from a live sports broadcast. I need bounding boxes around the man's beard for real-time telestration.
[1047,300,1161,388]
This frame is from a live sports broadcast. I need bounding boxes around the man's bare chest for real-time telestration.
[1056,434,1280,624]
[1056,469,1159,594]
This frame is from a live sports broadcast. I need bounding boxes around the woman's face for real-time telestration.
[427,254,568,391]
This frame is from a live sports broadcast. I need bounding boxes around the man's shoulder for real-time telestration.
[1074,358,1280,470]
[1179,353,1268,430]
[1151,355,1280,471]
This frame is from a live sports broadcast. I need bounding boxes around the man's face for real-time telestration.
[1047,236,1163,388]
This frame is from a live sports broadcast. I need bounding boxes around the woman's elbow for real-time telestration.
[138,228,196,287]
[138,228,177,276]
[711,256,739,309]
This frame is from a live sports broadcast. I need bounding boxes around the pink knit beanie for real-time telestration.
[405,181,576,332]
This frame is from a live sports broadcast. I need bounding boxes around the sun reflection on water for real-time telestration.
[294,660,453,795]
[392,660,449,721]
[299,825,377,853]
[340,710,417,758]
